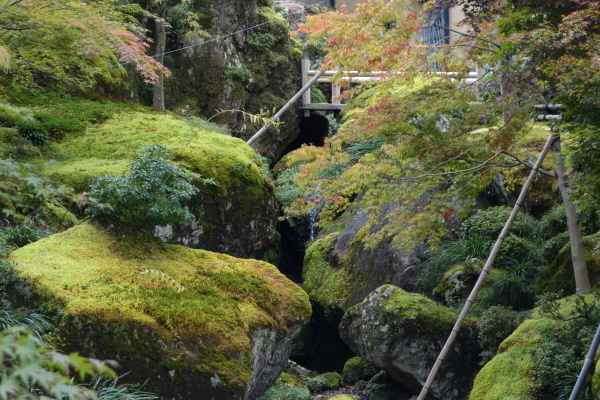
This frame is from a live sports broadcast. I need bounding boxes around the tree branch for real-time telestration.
[432,23,501,49]
[448,43,499,53]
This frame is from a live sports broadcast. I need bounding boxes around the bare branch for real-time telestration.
[432,23,502,49]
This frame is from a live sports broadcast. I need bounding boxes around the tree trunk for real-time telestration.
[552,138,591,293]
[153,16,166,112]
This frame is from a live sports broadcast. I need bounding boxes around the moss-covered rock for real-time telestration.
[342,356,380,384]
[257,372,311,400]
[434,258,483,305]
[328,395,356,400]
[537,231,600,294]
[305,372,343,392]
[469,318,556,400]
[340,285,480,400]
[168,0,303,163]
[8,222,311,400]
[43,111,278,259]
[593,359,600,400]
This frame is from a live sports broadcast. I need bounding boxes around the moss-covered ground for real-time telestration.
[9,221,311,396]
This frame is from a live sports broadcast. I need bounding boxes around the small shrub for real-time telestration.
[246,33,276,52]
[542,205,568,238]
[224,65,251,83]
[35,112,85,140]
[0,219,51,248]
[275,165,302,208]
[462,206,542,240]
[542,231,570,261]
[86,145,199,233]
[89,377,159,400]
[533,292,600,399]
[257,373,311,400]
[476,305,527,365]
[310,87,327,104]
[342,356,380,383]
[495,234,541,268]
[16,120,49,145]
[480,268,537,310]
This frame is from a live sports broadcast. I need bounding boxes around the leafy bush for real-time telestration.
[480,268,538,310]
[542,231,570,261]
[257,373,310,400]
[462,206,542,240]
[495,234,541,268]
[533,292,600,399]
[342,356,380,383]
[476,305,527,365]
[316,163,349,179]
[275,165,302,208]
[0,261,18,293]
[86,145,199,233]
[35,112,85,140]
[15,120,49,146]
[542,205,568,238]
[246,33,276,52]
[0,326,117,399]
[0,219,51,248]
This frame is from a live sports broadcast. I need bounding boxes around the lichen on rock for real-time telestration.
[8,221,311,400]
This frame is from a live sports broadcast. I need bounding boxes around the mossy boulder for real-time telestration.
[469,318,555,400]
[434,258,483,305]
[339,285,480,400]
[42,111,279,259]
[537,231,600,294]
[305,372,343,392]
[342,356,380,384]
[257,372,311,400]
[8,222,311,400]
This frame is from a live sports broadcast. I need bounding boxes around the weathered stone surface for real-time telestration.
[168,0,303,163]
[339,285,480,400]
[8,222,311,400]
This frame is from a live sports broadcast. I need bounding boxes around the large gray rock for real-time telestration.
[339,285,480,400]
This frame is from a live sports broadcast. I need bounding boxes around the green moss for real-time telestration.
[537,232,600,294]
[378,284,475,332]
[306,372,343,392]
[302,234,351,319]
[469,318,556,400]
[327,395,356,400]
[9,221,311,395]
[257,373,310,400]
[342,356,380,383]
[593,359,600,400]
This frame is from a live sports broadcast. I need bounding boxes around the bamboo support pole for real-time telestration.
[416,133,556,400]
[569,323,600,400]
[246,69,325,146]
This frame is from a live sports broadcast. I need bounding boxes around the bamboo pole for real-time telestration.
[568,323,600,400]
[246,69,325,146]
[416,134,556,400]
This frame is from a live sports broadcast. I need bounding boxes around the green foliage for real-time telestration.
[342,356,380,383]
[246,33,277,53]
[533,292,600,399]
[315,163,349,179]
[462,206,543,241]
[310,87,327,104]
[224,66,252,83]
[34,112,86,140]
[275,165,302,208]
[86,145,198,233]
[0,261,18,293]
[476,305,527,365]
[88,377,158,400]
[542,231,570,261]
[495,234,541,268]
[0,326,117,399]
[0,219,51,248]
[0,307,52,338]
[542,205,568,238]
[257,378,310,400]
[15,120,49,146]
[342,137,384,163]
[419,235,491,295]
[480,267,538,310]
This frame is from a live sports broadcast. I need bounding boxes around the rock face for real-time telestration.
[168,0,303,163]
[339,285,480,400]
[8,222,311,400]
